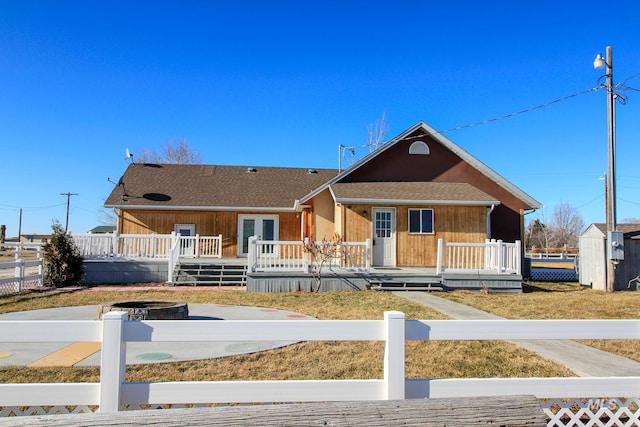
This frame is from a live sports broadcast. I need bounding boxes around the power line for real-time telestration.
[618,197,640,206]
[0,202,66,211]
[436,86,602,134]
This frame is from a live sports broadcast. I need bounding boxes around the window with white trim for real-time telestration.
[408,209,434,234]
[409,141,430,155]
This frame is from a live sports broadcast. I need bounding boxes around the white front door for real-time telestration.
[238,215,278,257]
[372,208,396,267]
[174,224,196,256]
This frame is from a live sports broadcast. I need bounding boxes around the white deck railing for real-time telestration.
[0,313,638,425]
[72,233,222,260]
[437,239,521,275]
[247,238,370,272]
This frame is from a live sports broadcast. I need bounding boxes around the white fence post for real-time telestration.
[384,311,405,400]
[37,259,44,287]
[436,238,444,275]
[515,240,522,275]
[15,259,24,292]
[99,311,127,413]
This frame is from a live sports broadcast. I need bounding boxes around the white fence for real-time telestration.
[1,242,43,256]
[0,259,44,295]
[437,239,521,275]
[0,313,638,425]
[0,243,44,294]
[527,252,578,260]
[247,237,370,272]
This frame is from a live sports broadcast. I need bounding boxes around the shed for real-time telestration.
[579,223,640,291]
[88,225,117,234]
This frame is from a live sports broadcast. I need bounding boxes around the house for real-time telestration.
[579,223,640,291]
[19,234,52,244]
[103,121,541,290]
[88,225,117,234]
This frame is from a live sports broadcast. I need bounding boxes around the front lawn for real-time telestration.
[0,287,574,383]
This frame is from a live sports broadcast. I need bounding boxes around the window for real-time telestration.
[408,209,434,234]
[409,141,430,155]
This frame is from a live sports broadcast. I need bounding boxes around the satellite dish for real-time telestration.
[125,148,134,164]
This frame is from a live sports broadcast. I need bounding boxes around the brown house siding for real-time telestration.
[341,204,487,267]
[341,129,527,242]
[119,210,300,258]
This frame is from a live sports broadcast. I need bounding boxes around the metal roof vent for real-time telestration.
[308,169,317,174]
[247,167,257,173]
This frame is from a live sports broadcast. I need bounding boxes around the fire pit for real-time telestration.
[97,301,189,320]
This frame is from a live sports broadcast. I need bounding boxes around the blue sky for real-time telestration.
[1,1,640,236]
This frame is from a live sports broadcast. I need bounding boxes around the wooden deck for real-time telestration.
[0,395,545,426]
[245,264,523,293]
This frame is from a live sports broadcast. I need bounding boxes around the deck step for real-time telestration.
[172,262,247,286]
[368,279,443,291]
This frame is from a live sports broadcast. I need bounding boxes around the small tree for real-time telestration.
[367,112,389,152]
[303,233,343,292]
[43,221,84,287]
[137,139,203,164]
[548,202,585,248]
[525,219,549,252]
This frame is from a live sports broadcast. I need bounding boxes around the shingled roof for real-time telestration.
[330,182,499,205]
[590,223,640,237]
[104,163,339,210]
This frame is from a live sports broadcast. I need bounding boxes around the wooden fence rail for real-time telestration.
[0,313,638,424]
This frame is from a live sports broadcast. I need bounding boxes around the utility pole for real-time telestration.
[60,192,79,231]
[18,208,22,242]
[594,46,622,292]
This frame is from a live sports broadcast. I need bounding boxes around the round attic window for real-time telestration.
[409,141,430,155]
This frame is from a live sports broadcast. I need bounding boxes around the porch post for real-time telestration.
[112,232,119,258]
[247,235,257,272]
[195,234,200,258]
[436,238,444,275]
[515,240,522,275]
[497,239,504,273]
[150,234,156,258]
[365,239,371,270]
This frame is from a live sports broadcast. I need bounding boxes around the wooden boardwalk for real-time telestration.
[0,395,545,426]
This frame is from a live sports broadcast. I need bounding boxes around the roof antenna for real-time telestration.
[125,148,134,164]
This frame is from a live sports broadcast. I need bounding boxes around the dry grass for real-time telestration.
[439,281,640,362]
[0,286,575,383]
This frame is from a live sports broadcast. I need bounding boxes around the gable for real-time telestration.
[340,128,463,183]
[301,121,540,212]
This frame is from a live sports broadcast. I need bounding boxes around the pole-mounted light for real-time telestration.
[593,46,622,292]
